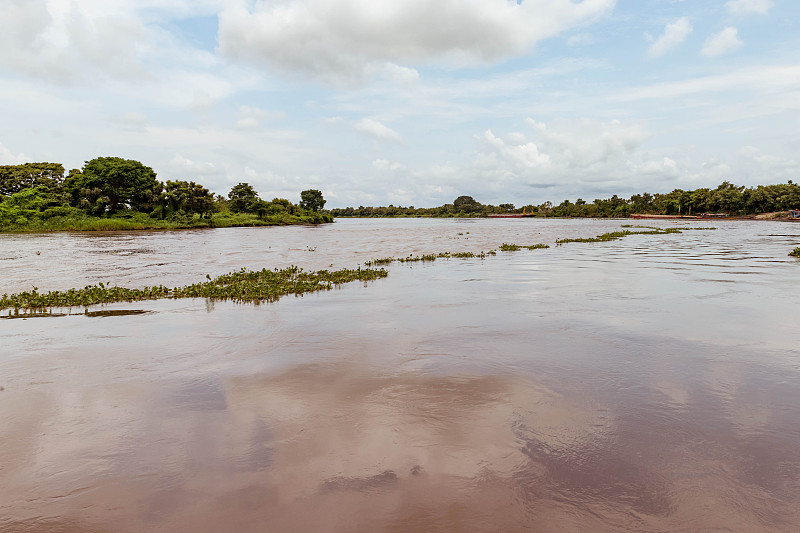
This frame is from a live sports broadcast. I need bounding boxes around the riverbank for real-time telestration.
[0,211,333,233]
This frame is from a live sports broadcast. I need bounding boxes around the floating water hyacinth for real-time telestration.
[1,266,388,312]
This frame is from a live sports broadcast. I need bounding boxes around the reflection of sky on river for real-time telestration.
[2,219,800,531]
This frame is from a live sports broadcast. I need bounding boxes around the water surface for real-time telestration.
[1,219,799,532]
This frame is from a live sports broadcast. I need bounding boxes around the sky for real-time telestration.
[0,0,798,208]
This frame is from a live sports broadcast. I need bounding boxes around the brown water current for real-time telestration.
[1,218,800,532]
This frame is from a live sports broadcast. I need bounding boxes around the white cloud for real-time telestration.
[235,105,285,130]
[0,0,246,111]
[353,118,404,145]
[700,27,743,57]
[611,65,800,102]
[167,153,219,179]
[218,0,616,84]
[0,0,148,84]
[725,0,773,16]
[525,118,649,167]
[372,159,403,171]
[629,157,679,176]
[738,146,798,173]
[0,141,27,165]
[461,118,652,201]
[381,63,420,84]
[482,129,550,169]
[648,17,693,58]
[386,188,415,205]
[110,112,148,131]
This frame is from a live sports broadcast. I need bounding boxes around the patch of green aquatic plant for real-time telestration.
[0,266,388,312]
[789,247,800,258]
[556,227,684,244]
[363,250,499,267]
[393,252,457,263]
[499,243,550,252]
[394,254,436,263]
[622,224,717,231]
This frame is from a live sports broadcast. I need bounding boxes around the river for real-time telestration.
[1,218,799,532]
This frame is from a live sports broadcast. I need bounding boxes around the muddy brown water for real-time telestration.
[1,218,799,532]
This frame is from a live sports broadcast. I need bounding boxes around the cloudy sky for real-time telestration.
[1,0,798,207]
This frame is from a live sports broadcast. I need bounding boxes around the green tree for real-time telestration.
[162,180,215,217]
[710,181,744,214]
[0,186,79,228]
[228,182,259,213]
[453,195,480,213]
[0,163,65,197]
[65,157,161,215]
[300,189,326,212]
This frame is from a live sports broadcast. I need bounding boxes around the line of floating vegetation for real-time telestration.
[556,228,683,244]
[365,244,550,265]
[790,247,800,258]
[499,243,550,252]
[621,224,717,230]
[2,225,723,313]
[363,250,507,267]
[556,225,718,244]
[0,266,388,312]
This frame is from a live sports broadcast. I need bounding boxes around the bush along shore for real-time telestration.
[329,182,800,219]
[0,159,331,232]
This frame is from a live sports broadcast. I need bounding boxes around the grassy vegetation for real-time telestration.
[0,211,332,233]
[790,247,800,258]
[1,266,387,312]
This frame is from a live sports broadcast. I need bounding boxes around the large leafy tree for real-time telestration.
[228,182,260,213]
[453,195,480,213]
[66,157,161,215]
[300,189,325,212]
[162,180,215,217]
[0,163,65,197]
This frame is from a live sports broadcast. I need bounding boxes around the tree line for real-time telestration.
[329,182,800,218]
[0,157,330,229]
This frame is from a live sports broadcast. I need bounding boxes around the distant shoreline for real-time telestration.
[331,211,799,222]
